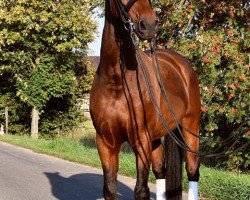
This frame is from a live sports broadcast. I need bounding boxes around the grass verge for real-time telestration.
[0,134,249,200]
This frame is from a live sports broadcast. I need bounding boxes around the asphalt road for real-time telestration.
[0,141,157,200]
[0,141,189,200]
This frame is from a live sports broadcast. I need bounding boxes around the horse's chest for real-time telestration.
[92,85,154,138]
[97,91,135,128]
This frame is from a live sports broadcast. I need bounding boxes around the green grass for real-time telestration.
[198,167,250,200]
[0,134,249,200]
[0,134,101,168]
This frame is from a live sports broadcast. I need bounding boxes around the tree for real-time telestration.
[156,0,249,171]
[0,0,98,138]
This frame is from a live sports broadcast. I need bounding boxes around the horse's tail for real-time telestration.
[165,130,183,200]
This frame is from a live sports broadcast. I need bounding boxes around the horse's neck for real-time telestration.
[99,16,137,80]
[100,19,121,67]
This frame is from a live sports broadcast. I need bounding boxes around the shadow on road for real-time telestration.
[45,172,154,200]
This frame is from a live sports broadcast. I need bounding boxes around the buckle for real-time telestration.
[124,18,135,32]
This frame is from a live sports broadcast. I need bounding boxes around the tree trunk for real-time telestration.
[31,107,40,139]
[5,107,8,134]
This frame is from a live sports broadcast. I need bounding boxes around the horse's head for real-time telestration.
[113,0,158,40]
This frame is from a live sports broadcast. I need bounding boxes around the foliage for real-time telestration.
[75,60,97,94]
[0,93,30,134]
[156,0,249,171]
[0,0,98,134]
[39,95,85,139]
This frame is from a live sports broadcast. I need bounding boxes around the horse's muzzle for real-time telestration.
[134,18,159,40]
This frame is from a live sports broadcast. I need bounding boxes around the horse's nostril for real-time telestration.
[139,20,147,31]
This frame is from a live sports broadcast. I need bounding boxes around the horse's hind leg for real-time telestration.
[151,139,165,199]
[96,134,121,200]
[151,139,165,179]
[182,116,200,200]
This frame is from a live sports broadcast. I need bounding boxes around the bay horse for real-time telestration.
[90,0,200,199]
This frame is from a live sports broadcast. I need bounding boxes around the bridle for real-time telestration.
[113,0,152,33]
[113,0,137,31]
[112,0,250,158]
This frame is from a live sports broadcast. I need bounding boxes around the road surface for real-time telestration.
[0,141,188,200]
[0,141,157,200]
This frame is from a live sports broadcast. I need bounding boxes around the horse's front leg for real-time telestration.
[96,133,121,200]
[134,137,151,200]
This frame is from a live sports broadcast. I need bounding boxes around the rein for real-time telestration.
[138,40,250,158]
[147,46,250,157]
[114,0,250,158]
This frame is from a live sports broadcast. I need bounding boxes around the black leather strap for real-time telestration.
[124,0,137,12]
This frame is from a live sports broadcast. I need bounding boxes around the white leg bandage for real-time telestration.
[156,179,166,200]
[188,181,198,200]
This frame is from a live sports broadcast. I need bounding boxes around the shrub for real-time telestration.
[157,0,249,172]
